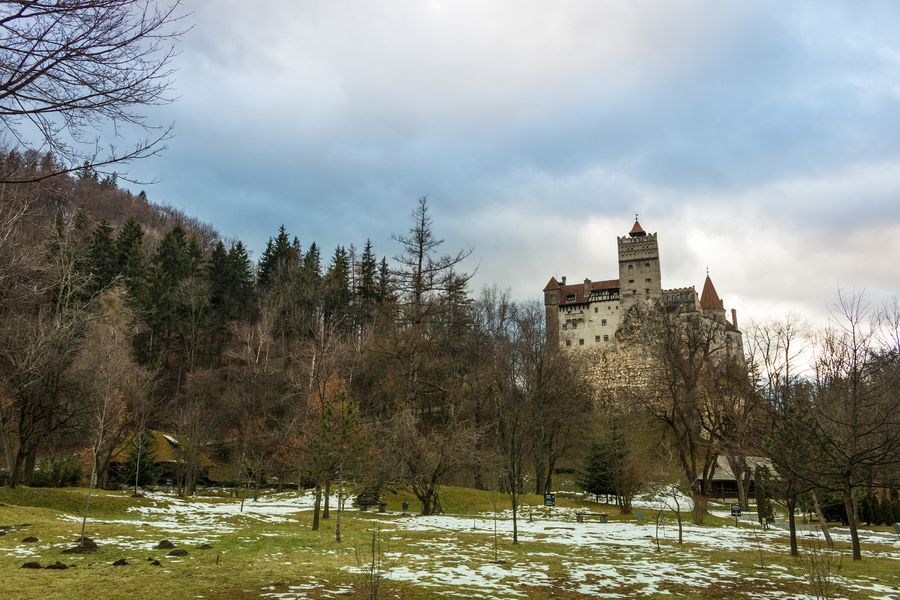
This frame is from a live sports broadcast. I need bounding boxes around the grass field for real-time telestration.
[0,485,898,599]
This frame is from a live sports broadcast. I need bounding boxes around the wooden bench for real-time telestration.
[358,501,387,513]
[354,486,386,512]
[576,512,609,523]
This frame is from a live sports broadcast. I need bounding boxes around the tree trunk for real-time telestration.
[511,489,519,545]
[134,443,142,495]
[323,479,331,519]
[534,455,545,496]
[690,493,707,525]
[787,496,798,557]
[544,456,556,495]
[674,493,683,544]
[811,491,833,547]
[22,447,36,486]
[8,447,25,487]
[335,477,343,543]
[842,489,862,561]
[420,490,433,516]
[312,484,322,531]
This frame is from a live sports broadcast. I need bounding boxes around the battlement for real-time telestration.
[617,233,659,261]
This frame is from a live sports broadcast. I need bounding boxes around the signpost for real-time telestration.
[544,493,555,518]
[731,504,742,526]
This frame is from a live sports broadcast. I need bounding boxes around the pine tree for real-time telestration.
[755,466,775,528]
[323,245,352,330]
[257,225,299,288]
[355,239,378,327]
[377,256,392,303]
[153,225,190,281]
[578,442,616,500]
[86,221,117,292]
[115,217,145,297]
[227,241,255,320]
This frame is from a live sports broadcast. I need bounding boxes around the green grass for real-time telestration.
[0,486,154,518]
[0,485,897,600]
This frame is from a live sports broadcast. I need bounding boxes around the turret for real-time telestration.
[543,276,561,346]
[700,273,726,322]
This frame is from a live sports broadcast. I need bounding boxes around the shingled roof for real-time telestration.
[543,277,560,292]
[700,274,723,310]
[559,279,620,306]
[629,219,646,237]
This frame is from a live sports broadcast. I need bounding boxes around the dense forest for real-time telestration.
[0,154,592,518]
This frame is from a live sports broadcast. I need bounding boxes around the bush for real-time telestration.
[31,456,83,487]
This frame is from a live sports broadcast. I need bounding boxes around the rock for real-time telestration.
[196,543,212,550]
[151,559,161,566]
[21,562,41,569]
[21,536,39,543]
[167,549,188,557]
[154,539,175,549]
[112,559,129,566]
[45,561,69,570]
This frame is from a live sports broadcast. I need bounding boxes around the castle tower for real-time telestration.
[543,276,561,345]
[617,218,662,311]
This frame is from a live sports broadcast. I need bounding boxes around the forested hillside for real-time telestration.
[0,160,591,520]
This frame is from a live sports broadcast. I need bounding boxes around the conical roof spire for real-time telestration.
[629,214,646,238]
[700,273,723,310]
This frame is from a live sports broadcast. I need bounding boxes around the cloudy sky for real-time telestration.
[126,0,900,326]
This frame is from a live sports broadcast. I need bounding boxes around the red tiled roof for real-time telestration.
[700,274,723,310]
[559,279,619,306]
[543,277,560,292]
[629,220,646,236]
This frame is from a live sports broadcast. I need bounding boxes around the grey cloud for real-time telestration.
[122,0,900,325]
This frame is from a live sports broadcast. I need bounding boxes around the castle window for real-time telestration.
[602,319,607,326]
[645,289,650,294]
[562,324,567,330]
[628,279,634,284]
[566,340,571,347]
[595,335,600,342]
[645,262,650,267]
[566,294,576,302]
[604,335,609,341]
[628,264,633,270]
[594,307,598,313]
[572,322,577,329]
[579,339,584,345]
[646,278,651,283]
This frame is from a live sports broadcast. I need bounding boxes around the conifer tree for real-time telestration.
[114,217,145,296]
[355,239,379,327]
[377,256,393,303]
[86,220,117,293]
[323,246,352,330]
[227,241,255,320]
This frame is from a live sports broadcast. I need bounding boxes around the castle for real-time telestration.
[543,218,743,360]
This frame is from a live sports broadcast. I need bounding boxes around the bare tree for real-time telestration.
[803,292,900,560]
[391,196,473,325]
[0,0,186,183]
[746,315,810,557]
[76,287,148,543]
[636,305,727,525]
